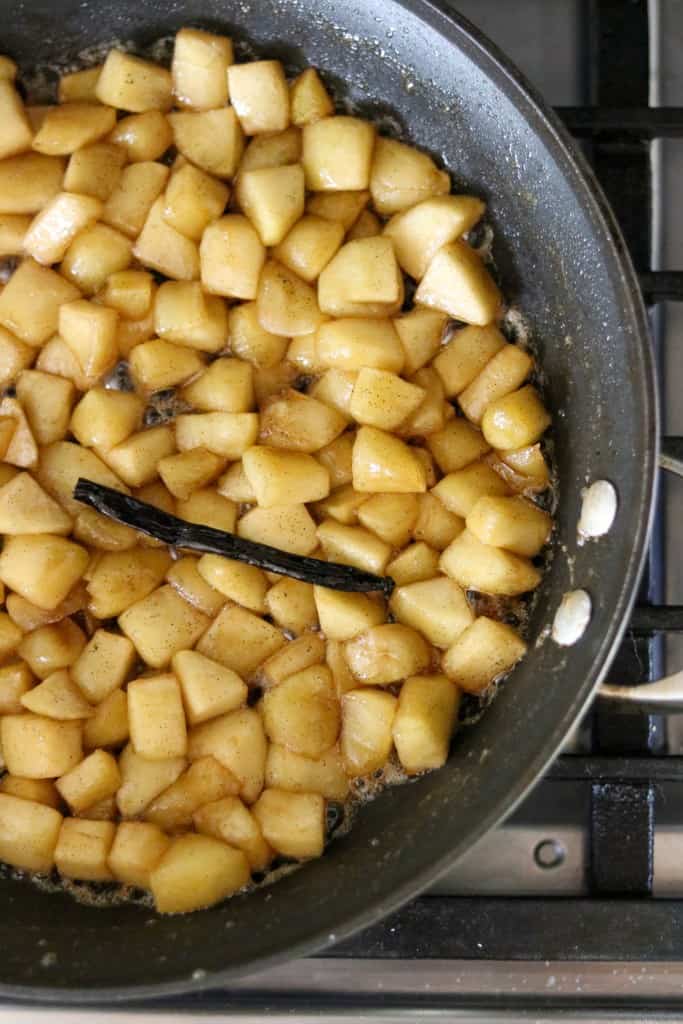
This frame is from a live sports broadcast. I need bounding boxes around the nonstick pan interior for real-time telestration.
[0,0,656,1000]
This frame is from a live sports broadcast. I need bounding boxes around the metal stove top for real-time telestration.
[6,0,683,1019]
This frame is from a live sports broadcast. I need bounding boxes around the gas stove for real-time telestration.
[4,1,683,1020]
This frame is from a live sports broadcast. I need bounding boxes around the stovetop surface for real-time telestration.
[5,0,683,1018]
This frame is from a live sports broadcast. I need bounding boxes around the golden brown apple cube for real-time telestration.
[95,50,172,113]
[385,194,485,279]
[239,126,301,174]
[32,102,116,155]
[0,792,62,872]
[262,664,340,759]
[317,319,404,373]
[158,448,224,501]
[0,152,65,215]
[412,493,464,551]
[345,623,431,685]
[253,788,324,859]
[172,28,233,110]
[188,707,266,804]
[350,367,425,431]
[0,534,88,611]
[108,821,170,888]
[196,603,284,679]
[129,339,204,394]
[259,389,346,453]
[83,689,129,750]
[61,221,132,295]
[431,461,510,519]
[290,67,334,126]
[116,743,186,818]
[426,418,490,474]
[15,369,76,446]
[102,161,169,239]
[23,191,102,265]
[20,668,94,720]
[272,214,344,283]
[0,612,22,661]
[370,137,450,217]
[193,795,272,871]
[166,559,226,618]
[242,447,329,509]
[259,633,326,689]
[133,195,199,280]
[0,327,33,388]
[393,307,448,376]
[265,742,348,800]
[341,688,397,776]
[56,748,120,813]
[55,817,115,881]
[175,412,258,461]
[175,488,237,533]
[1,714,82,778]
[102,270,154,320]
[154,279,228,353]
[127,673,187,760]
[58,65,102,103]
[393,674,460,773]
[37,440,129,516]
[196,555,267,615]
[71,628,136,704]
[0,775,60,808]
[163,163,229,241]
[306,189,369,230]
[352,425,426,494]
[0,472,72,536]
[302,116,375,191]
[0,396,37,469]
[150,832,250,913]
[442,615,526,693]
[120,586,210,670]
[237,163,305,246]
[201,215,265,300]
[17,619,85,679]
[313,586,385,642]
[169,107,244,179]
[172,649,246,727]
[265,578,318,635]
[0,661,34,713]
[109,110,173,162]
[416,240,502,326]
[317,519,391,575]
[458,344,534,425]
[228,60,290,135]
[98,425,175,488]
[466,494,552,558]
[63,142,125,201]
[69,388,143,450]
[439,528,541,596]
[145,755,239,831]
[257,259,322,337]
[390,576,474,649]
[237,504,318,556]
[59,299,118,379]
[182,358,254,414]
[0,259,79,345]
[0,80,32,159]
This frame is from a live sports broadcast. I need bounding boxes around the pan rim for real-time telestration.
[0,0,658,1003]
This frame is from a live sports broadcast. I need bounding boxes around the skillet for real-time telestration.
[0,0,657,1000]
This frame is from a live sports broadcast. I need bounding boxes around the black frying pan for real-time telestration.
[0,0,657,1001]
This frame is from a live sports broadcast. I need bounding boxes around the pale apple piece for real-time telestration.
[133,197,199,281]
[98,425,176,488]
[193,795,272,871]
[172,28,233,111]
[0,259,79,346]
[32,103,117,156]
[120,587,210,670]
[317,519,391,575]
[262,664,340,758]
[84,549,171,620]
[82,689,129,750]
[109,111,172,163]
[127,673,187,761]
[196,604,284,679]
[0,775,60,808]
[350,367,425,431]
[319,236,400,304]
[458,345,534,425]
[154,279,228,353]
[307,189,369,230]
[0,327,34,388]
[0,613,22,661]
[158,449,225,502]
[197,555,268,615]
[63,142,125,201]
[172,649,247,727]
[0,661,33,714]
[386,542,441,587]
[356,492,419,547]
[129,338,205,394]
[0,397,38,469]
[96,50,171,111]
[345,623,431,685]
[290,68,334,125]
[15,368,76,446]
[390,576,474,649]
[0,153,65,216]
[481,385,552,451]
[175,412,259,461]
[176,489,238,533]
[17,618,85,679]
[228,300,287,368]
[56,748,120,813]
[413,492,464,551]
[108,821,170,888]
[236,163,305,246]
[58,299,118,380]
[102,162,169,239]
[265,578,318,635]
[393,307,448,376]
[24,191,102,265]
[238,126,301,174]
[314,484,367,526]
[258,633,325,690]
[182,358,253,413]
[272,214,344,282]
[163,162,229,241]
[169,108,245,179]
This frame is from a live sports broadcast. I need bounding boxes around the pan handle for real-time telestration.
[596,447,683,709]
[599,674,683,712]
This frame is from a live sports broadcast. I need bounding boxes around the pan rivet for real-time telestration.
[534,838,565,869]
